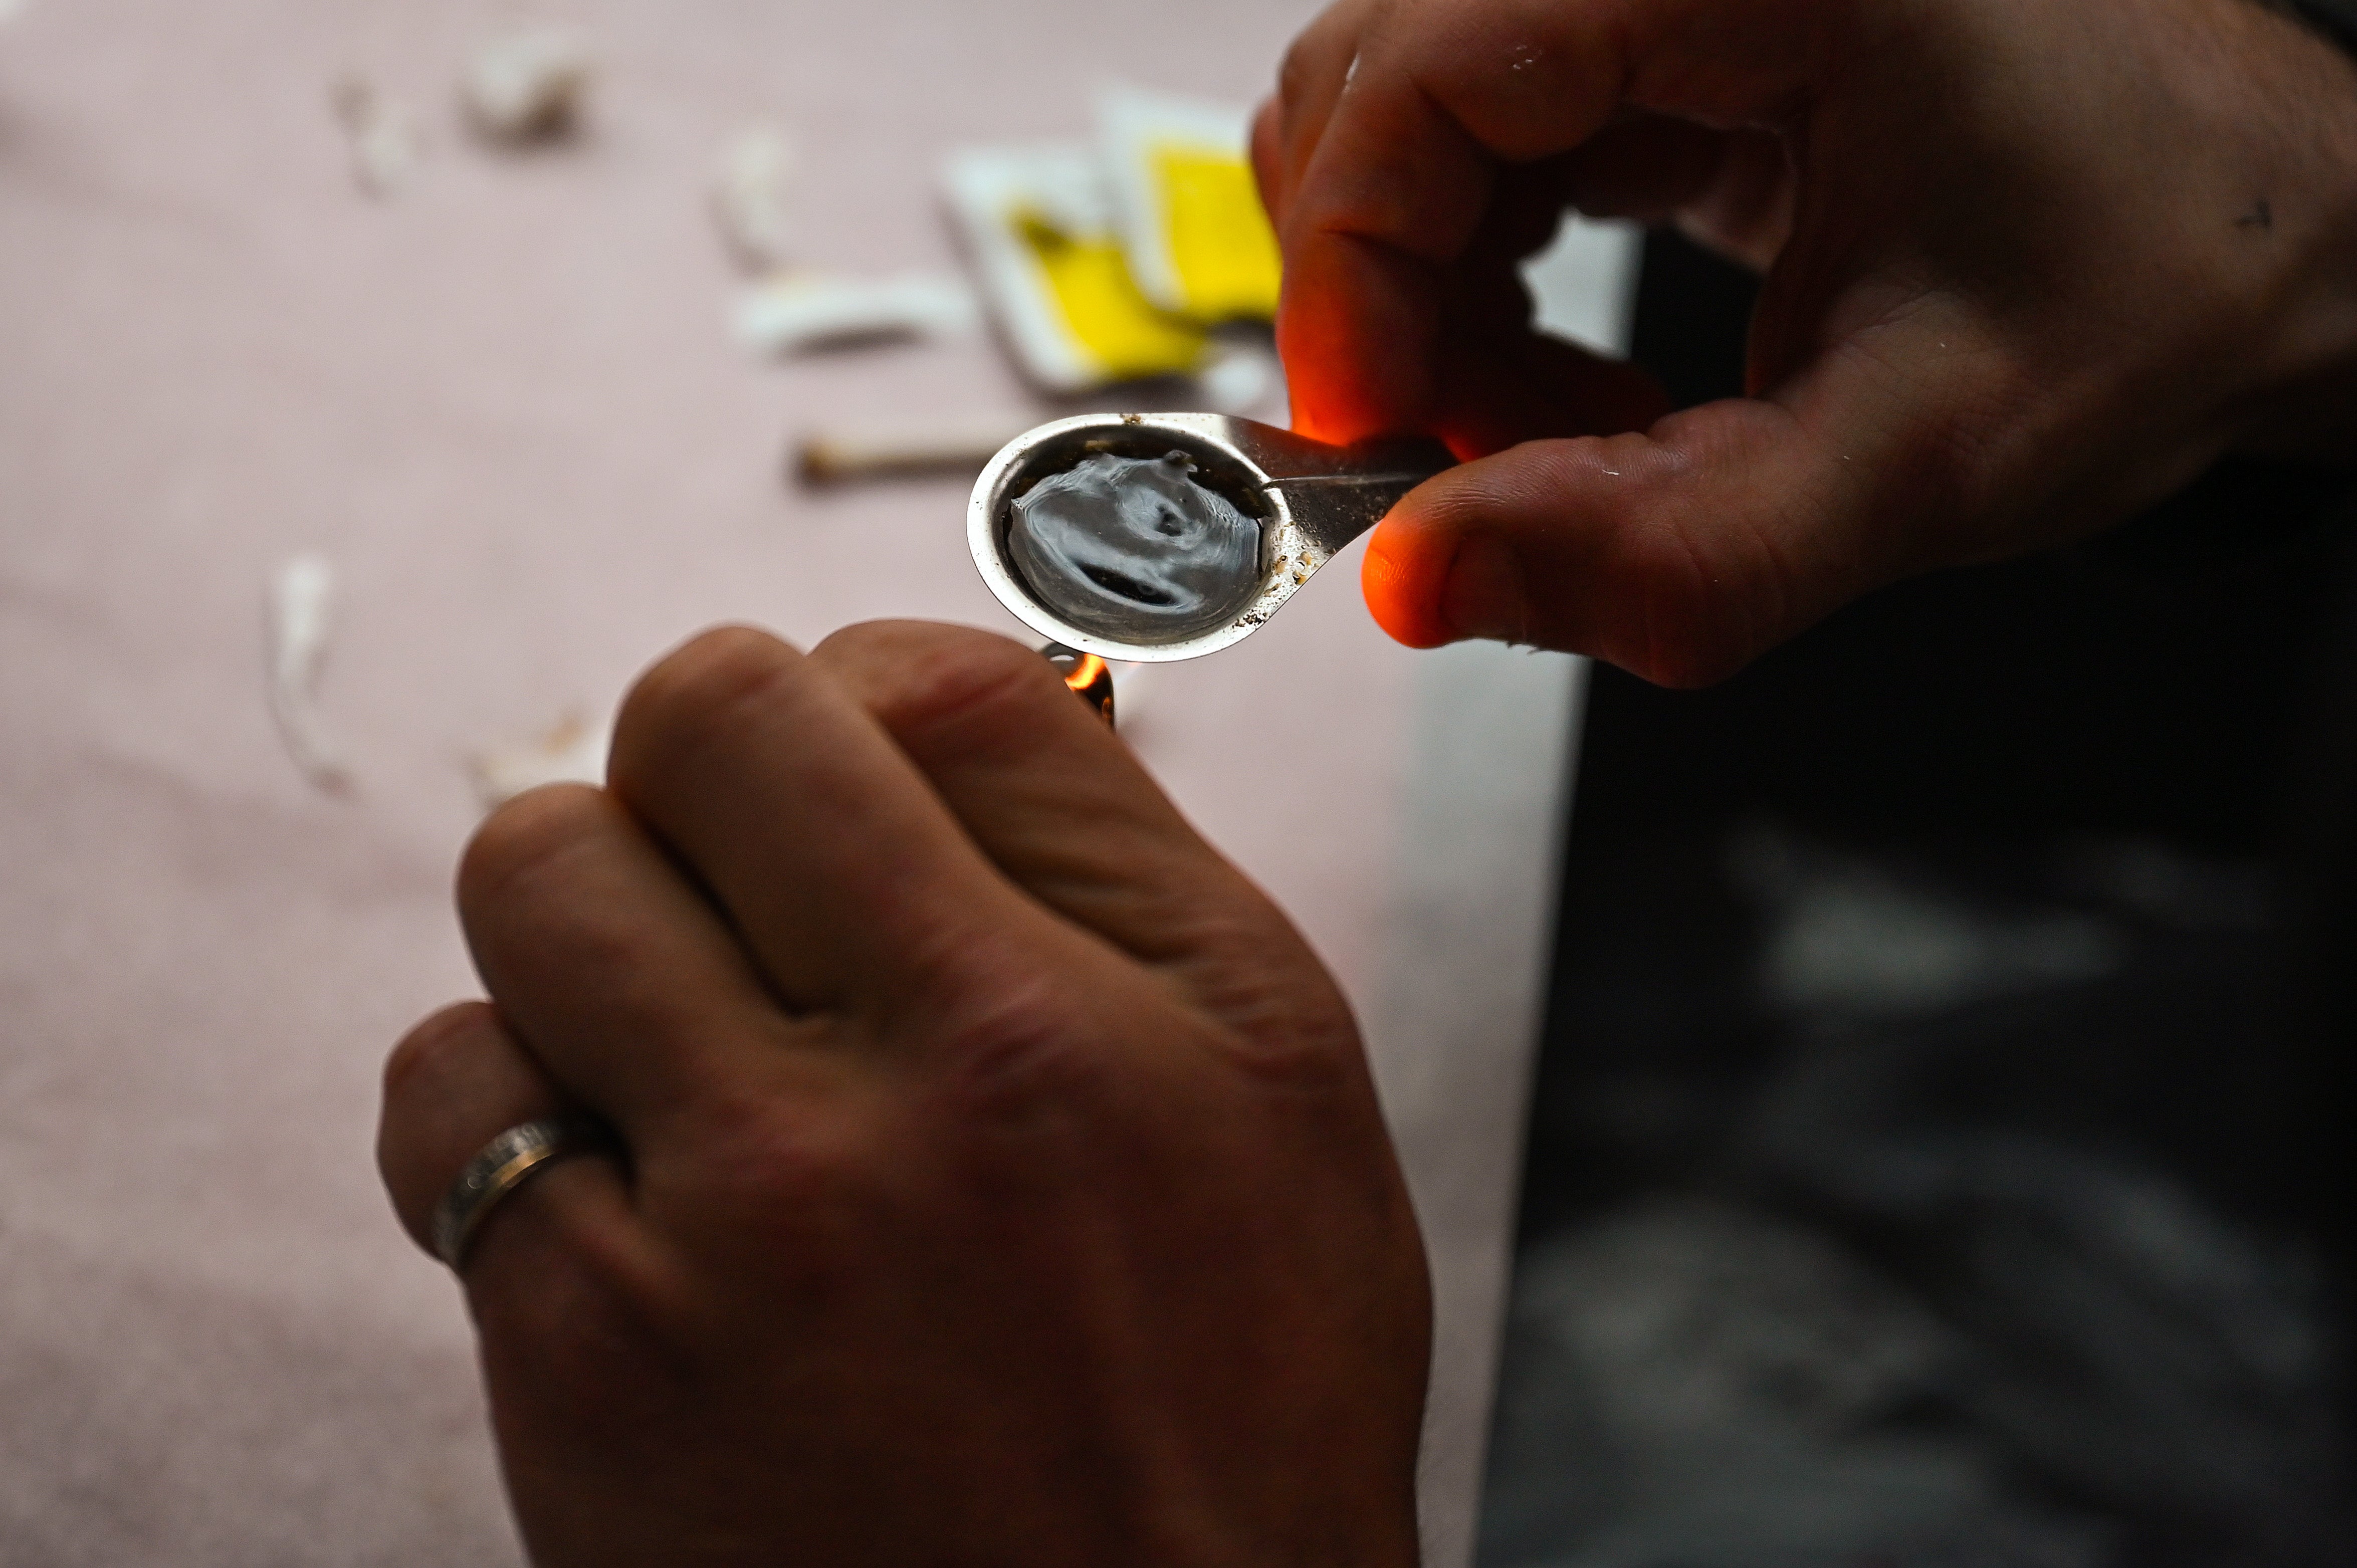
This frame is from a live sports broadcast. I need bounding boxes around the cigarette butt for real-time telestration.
[462,29,592,141]
[793,417,1029,487]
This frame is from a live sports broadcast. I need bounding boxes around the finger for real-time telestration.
[809,625,1207,943]
[1429,325,1671,458]
[1554,115,1793,269]
[803,625,1336,1017]
[457,782,814,1138]
[1279,0,1831,442]
[377,1001,640,1276]
[607,626,1061,1020]
[1269,0,1379,216]
[1465,160,1586,272]
[1276,53,1488,444]
[1251,96,1288,229]
[1390,161,1672,455]
[1361,297,2029,686]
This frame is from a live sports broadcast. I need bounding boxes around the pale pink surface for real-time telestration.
[0,3,1579,1562]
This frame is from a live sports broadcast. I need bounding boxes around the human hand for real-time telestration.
[376,623,1429,1568]
[1257,0,2357,684]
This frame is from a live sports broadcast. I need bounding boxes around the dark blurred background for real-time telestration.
[1477,232,2356,1568]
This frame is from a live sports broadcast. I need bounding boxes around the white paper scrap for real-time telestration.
[731,271,980,357]
[941,142,1209,392]
[331,77,421,197]
[1096,84,1280,324]
[266,553,352,794]
[712,125,797,272]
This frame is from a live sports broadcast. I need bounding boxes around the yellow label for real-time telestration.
[1152,143,1282,321]
[1015,212,1204,380]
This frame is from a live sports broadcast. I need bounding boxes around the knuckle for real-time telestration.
[1170,922,1366,1085]
[458,783,611,919]
[1207,997,1361,1087]
[481,1215,691,1417]
[613,623,799,772]
[903,946,1110,1119]
[703,1102,873,1237]
[382,1000,496,1101]
[661,1083,901,1302]
[844,625,1059,754]
[1277,38,1319,105]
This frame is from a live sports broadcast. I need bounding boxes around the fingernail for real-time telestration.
[1441,534,1529,644]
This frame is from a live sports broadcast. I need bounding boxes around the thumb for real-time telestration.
[1362,303,2024,687]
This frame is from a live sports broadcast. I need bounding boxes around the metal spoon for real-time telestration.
[968,412,1452,663]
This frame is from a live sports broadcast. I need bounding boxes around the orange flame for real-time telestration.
[1062,653,1109,694]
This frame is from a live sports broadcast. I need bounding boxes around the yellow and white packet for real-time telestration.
[1097,85,1282,325]
[942,143,1208,394]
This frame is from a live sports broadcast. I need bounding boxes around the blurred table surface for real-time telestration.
[0,3,1621,1561]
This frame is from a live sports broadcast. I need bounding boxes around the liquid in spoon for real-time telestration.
[1006,451,1263,642]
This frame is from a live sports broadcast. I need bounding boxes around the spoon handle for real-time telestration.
[1211,419,1454,559]
[1263,444,1454,559]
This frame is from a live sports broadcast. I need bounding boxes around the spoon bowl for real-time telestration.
[969,412,1451,662]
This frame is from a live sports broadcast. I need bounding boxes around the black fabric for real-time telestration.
[2275,0,2357,58]
[1487,230,2357,1568]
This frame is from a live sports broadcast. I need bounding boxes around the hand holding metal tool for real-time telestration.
[969,412,1452,663]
